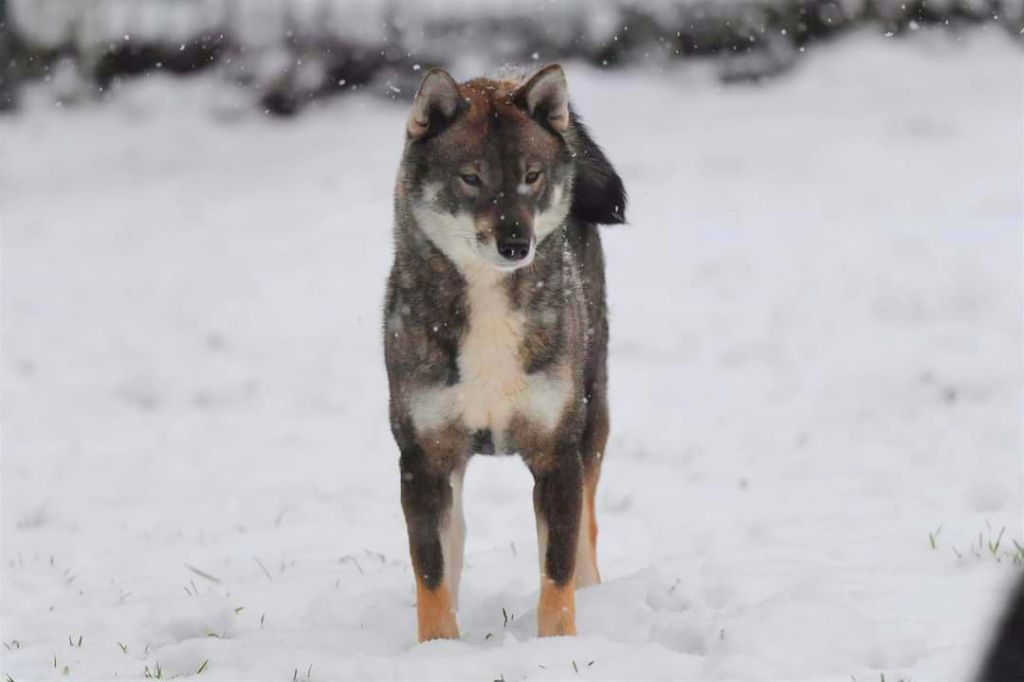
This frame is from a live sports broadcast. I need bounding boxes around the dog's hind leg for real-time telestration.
[574,461,601,589]
[575,392,608,589]
[400,443,461,642]
[445,464,467,608]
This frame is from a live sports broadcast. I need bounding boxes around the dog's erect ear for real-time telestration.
[567,109,627,225]
[514,64,570,133]
[407,69,462,140]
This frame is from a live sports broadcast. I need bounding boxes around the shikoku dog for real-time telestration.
[383,64,626,642]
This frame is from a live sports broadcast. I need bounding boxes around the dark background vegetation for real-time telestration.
[0,0,1019,115]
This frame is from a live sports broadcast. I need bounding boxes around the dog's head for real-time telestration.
[400,65,625,273]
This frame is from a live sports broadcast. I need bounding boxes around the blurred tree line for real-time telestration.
[0,0,1019,115]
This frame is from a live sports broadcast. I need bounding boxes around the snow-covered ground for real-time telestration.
[2,29,1022,682]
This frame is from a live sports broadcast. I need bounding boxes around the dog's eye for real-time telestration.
[524,170,542,185]
[459,173,482,187]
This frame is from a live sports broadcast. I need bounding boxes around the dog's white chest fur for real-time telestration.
[458,265,528,433]
[408,265,570,446]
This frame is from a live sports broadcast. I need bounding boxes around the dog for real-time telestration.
[383,64,626,642]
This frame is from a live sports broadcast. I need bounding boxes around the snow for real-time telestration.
[2,29,1022,682]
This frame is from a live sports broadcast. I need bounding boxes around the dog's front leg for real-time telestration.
[400,444,460,642]
[531,451,583,637]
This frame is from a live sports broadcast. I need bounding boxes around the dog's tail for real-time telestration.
[567,108,627,226]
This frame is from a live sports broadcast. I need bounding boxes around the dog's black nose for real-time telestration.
[496,238,531,261]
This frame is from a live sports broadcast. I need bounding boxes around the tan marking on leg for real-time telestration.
[415,578,459,642]
[537,578,576,637]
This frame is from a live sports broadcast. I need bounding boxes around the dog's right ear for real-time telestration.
[407,69,462,140]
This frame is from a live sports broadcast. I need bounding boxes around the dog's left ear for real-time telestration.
[514,64,570,132]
